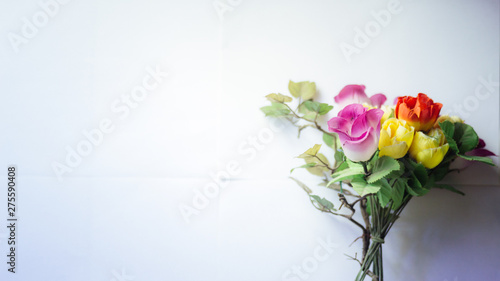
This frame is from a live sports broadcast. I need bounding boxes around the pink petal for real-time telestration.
[342,127,379,162]
[467,148,496,157]
[328,117,351,135]
[351,113,369,138]
[365,108,384,131]
[338,104,367,120]
[369,94,387,108]
[334,85,370,107]
[477,138,486,149]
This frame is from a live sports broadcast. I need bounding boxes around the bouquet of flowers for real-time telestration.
[260,82,496,281]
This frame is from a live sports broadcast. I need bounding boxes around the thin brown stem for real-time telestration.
[359,198,371,263]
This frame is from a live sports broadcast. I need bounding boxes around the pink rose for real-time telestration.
[328,104,384,162]
[334,85,387,108]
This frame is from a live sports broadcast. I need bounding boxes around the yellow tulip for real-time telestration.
[409,128,449,169]
[378,118,415,159]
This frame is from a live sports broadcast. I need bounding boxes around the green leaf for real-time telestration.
[453,122,479,154]
[318,104,334,115]
[289,177,313,194]
[303,101,334,115]
[423,174,436,190]
[334,150,345,168]
[302,112,318,121]
[260,102,291,117]
[265,93,293,103]
[310,195,335,210]
[334,160,348,173]
[386,160,404,178]
[367,152,380,171]
[439,121,459,153]
[297,102,309,114]
[434,184,465,196]
[430,161,451,181]
[391,179,406,210]
[376,179,392,207]
[288,80,316,100]
[327,168,364,187]
[298,144,322,158]
[366,156,401,184]
[351,178,381,196]
[347,160,365,171]
[458,154,495,166]
[402,158,429,190]
[412,162,429,186]
[406,181,429,196]
[323,133,336,148]
[296,145,331,176]
[290,163,317,173]
[304,153,331,176]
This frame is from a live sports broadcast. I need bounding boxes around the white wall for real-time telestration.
[0,0,498,280]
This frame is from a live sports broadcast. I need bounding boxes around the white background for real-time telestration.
[0,0,499,280]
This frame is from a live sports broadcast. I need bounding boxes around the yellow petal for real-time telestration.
[428,128,446,145]
[379,142,409,159]
[409,131,439,159]
[399,130,414,147]
[379,118,414,159]
[415,143,449,169]
[378,129,392,150]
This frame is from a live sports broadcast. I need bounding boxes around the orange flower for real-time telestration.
[395,93,442,132]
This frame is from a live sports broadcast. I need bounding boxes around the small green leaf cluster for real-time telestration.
[260,81,336,138]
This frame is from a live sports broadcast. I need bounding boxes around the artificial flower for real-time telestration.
[328,104,384,162]
[395,93,442,132]
[409,128,449,168]
[378,118,415,159]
